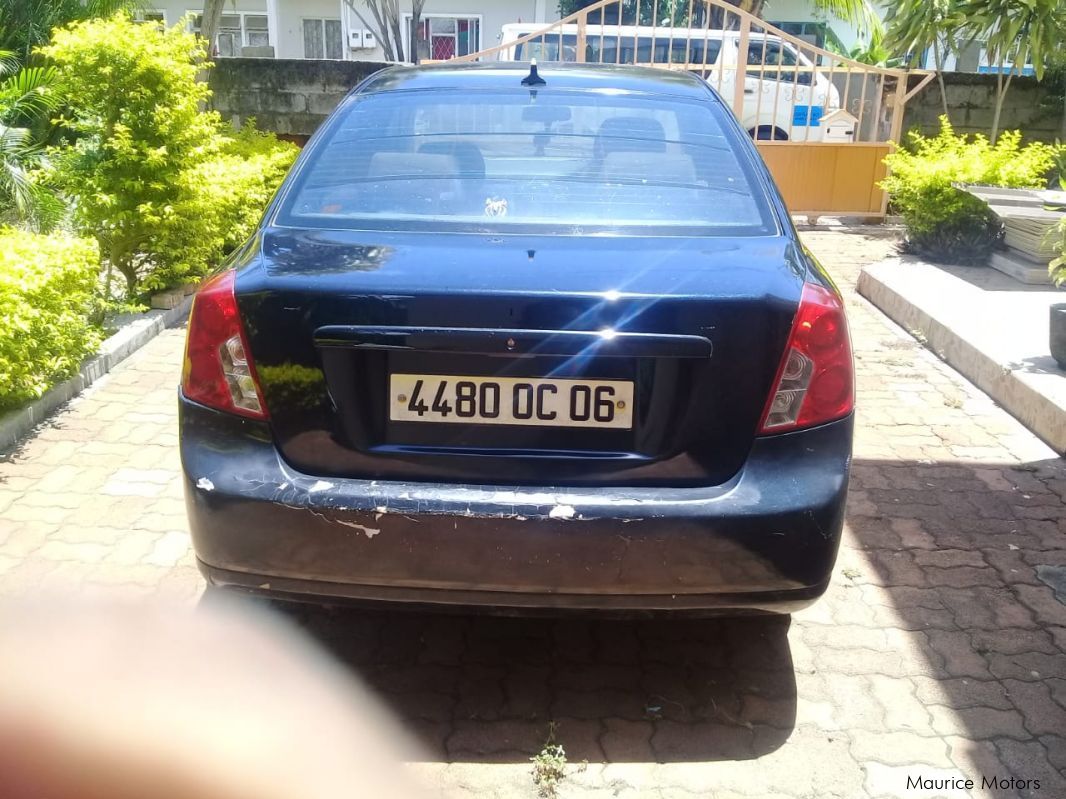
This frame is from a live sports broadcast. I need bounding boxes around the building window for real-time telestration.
[217,14,243,57]
[768,21,826,49]
[133,10,166,26]
[303,18,344,60]
[187,12,271,57]
[406,14,481,61]
[245,15,270,48]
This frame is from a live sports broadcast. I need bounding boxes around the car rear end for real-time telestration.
[179,63,853,614]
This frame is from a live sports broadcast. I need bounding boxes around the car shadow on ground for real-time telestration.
[282,605,797,763]
[845,455,1066,788]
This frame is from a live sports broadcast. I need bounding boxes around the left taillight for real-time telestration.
[758,281,853,434]
[182,270,268,420]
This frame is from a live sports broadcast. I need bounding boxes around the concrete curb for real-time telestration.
[857,257,1066,455]
[0,296,192,453]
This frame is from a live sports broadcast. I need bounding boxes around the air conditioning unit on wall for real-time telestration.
[348,29,376,49]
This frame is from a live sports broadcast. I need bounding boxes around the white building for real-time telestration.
[139,0,853,63]
[138,1,558,61]
[137,1,1000,73]
[762,0,867,52]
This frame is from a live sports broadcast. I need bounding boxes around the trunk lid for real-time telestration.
[236,227,805,487]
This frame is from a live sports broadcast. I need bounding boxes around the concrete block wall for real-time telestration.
[209,58,1066,145]
[208,58,390,138]
[902,72,1065,143]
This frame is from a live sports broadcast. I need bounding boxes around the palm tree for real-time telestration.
[806,0,882,39]
[883,0,962,123]
[0,51,61,228]
[559,0,883,37]
[957,0,1066,142]
[0,0,140,66]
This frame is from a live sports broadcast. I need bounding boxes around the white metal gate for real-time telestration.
[444,0,934,216]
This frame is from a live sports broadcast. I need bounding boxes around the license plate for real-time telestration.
[389,374,634,429]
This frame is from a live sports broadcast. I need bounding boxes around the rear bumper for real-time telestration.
[180,397,851,613]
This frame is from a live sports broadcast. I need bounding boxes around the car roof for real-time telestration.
[356,61,717,102]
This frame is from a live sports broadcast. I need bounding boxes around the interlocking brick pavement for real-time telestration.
[1,228,1065,798]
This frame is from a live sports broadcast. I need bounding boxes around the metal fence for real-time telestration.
[446,0,933,149]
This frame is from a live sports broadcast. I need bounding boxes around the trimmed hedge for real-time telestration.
[881,119,1059,265]
[0,229,101,411]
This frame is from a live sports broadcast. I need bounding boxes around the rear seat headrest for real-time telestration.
[601,151,698,186]
[595,116,668,157]
[367,152,461,179]
[418,142,486,180]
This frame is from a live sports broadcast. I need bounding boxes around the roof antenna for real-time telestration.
[522,58,546,87]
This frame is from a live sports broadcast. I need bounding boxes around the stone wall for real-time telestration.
[208,58,390,139]
[902,72,1065,142]
[210,58,1066,144]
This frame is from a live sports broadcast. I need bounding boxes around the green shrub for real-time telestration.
[42,14,295,297]
[213,123,299,252]
[147,122,298,293]
[1049,176,1066,285]
[1050,219,1066,286]
[41,13,218,298]
[881,118,1059,265]
[0,229,101,411]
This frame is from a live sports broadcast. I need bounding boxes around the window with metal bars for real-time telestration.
[407,15,481,61]
[303,18,344,60]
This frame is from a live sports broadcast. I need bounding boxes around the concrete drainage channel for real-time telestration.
[0,297,192,452]
[857,256,1066,455]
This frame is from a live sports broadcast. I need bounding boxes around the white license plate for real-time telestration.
[389,374,634,429]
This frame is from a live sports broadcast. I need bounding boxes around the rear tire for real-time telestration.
[750,125,788,141]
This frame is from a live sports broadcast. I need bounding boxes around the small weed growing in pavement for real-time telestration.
[943,394,964,409]
[841,567,862,581]
[531,722,567,798]
[908,329,928,345]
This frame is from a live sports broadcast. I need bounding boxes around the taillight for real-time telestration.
[758,282,853,434]
[182,270,268,420]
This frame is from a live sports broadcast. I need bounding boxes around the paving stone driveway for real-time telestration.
[2,229,1066,798]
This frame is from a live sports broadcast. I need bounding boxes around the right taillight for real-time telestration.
[758,282,853,434]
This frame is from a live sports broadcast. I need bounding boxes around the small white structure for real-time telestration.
[347,29,376,50]
[820,108,858,143]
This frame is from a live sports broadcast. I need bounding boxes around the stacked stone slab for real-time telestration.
[960,185,1066,285]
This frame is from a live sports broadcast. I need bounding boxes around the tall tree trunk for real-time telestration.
[388,10,406,62]
[932,38,951,124]
[1060,90,1066,142]
[410,0,426,63]
[990,64,1015,144]
[991,69,1004,144]
[200,0,226,59]
[102,256,114,318]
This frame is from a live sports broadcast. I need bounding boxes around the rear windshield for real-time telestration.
[276,87,775,236]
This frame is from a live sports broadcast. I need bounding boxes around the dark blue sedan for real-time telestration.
[180,62,853,614]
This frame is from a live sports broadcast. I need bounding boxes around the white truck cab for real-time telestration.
[497,23,842,142]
